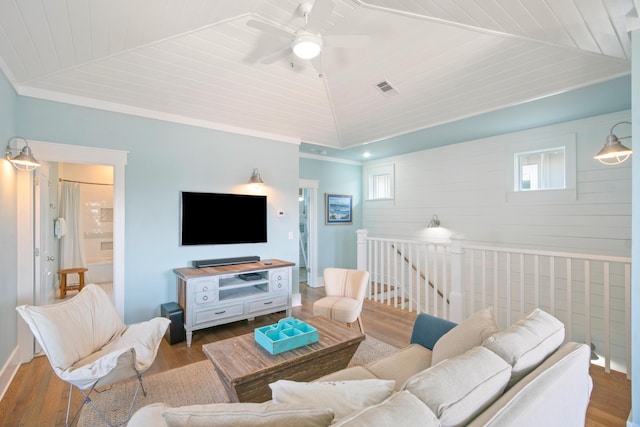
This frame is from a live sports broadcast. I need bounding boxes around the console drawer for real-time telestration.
[192,277,217,293]
[194,291,216,305]
[270,269,288,282]
[270,280,289,292]
[247,294,288,314]
[195,282,215,293]
[193,303,244,325]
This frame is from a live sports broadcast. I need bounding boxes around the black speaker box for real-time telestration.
[161,302,186,345]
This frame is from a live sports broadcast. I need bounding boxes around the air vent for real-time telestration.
[374,80,398,96]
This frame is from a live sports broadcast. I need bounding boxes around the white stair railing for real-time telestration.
[357,230,452,318]
[356,229,632,376]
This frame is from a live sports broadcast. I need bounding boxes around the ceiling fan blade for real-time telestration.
[306,0,335,33]
[323,34,369,48]
[247,19,293,41]
[259,47,292,64]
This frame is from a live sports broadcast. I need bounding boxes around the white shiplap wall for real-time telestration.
[363,110,632,257]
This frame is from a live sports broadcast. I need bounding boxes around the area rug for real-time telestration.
[78,335,399,426]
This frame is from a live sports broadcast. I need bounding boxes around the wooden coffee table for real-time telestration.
[202,316,365,403]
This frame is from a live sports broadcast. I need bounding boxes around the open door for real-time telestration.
[34,163,56,308]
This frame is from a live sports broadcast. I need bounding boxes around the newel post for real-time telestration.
[449,233,467,323]
[357,229,368,271]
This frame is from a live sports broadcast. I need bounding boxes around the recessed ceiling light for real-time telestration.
[363,152,371,158]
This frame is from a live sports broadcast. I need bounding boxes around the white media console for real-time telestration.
[174,259,294,346]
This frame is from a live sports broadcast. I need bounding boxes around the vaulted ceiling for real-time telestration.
[0,0,633,157]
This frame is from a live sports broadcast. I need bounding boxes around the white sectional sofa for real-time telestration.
[128,308,593,427]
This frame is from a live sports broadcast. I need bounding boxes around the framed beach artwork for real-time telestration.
[325,193,353,225]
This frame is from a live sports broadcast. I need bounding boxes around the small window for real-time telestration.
[365,163,394,201]
[515,147,565,191]
[506,134,576,202]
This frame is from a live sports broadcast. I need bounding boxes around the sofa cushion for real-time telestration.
[482,308,564,387]
[431,307,498,366]
[269,379,395,420]
[315,366,379,382]
[366,343,433,390]
[333,391,441,427]
[162,402,335,427]
[403,346,511,427]
[128,402,172,427]
[467,342,592,427]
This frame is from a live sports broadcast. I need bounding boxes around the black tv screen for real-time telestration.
[180,192,267,245]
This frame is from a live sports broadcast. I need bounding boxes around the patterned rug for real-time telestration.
[78,334,399,426]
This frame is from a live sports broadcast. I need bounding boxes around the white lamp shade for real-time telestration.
[292,33,322,59]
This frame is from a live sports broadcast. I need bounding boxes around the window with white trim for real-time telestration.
[365,163,394,201]
[506,134,576,202]
[515,147,565,191]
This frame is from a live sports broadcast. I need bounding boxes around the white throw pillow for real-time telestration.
[403,346,511,427]
[431,307,498,366]
[128,402,172,427]
[333,391,440,427]
[483,308,564,387]
[269,379,395,420]
[162,402,335,427]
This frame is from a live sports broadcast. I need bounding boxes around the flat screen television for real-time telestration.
[180,192,267,245]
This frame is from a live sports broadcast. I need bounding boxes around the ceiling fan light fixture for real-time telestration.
[292,32,322,59]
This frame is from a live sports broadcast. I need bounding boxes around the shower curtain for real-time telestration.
[59,182,86,270]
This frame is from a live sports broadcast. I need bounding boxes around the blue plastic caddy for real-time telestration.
[254,317,319,355]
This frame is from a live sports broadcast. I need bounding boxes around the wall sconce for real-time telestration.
[594,121,632,165]
[249,168,264,185]
[5,136,40,171]
[427,214,440,228]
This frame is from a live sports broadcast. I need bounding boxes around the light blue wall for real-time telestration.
[299,157,362,272]
[15,97,300,323]
[630,30,639,427]
[0,72,17,368]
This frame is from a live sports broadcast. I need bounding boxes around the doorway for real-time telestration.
[299,179,318,287]
[56,163,115,301]
[16,140,127,363]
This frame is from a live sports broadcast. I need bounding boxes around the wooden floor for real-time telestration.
[0,284,631,426]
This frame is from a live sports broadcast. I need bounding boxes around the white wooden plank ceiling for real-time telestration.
[0,0,633,149]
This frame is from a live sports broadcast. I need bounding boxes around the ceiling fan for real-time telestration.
[246,0,369,74]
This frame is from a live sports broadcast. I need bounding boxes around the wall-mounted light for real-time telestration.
[594,121,632,165]
[427,214,440,228]
[249,168,264,185]
[5,136,40,171]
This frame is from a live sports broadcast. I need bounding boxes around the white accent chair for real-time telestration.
[16,284,170,427]
[312,268,369,333]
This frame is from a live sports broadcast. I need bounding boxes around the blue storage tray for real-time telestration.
[254,317,319,355]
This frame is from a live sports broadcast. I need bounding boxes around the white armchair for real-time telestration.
[313,268,369,333]
[16,284,170,427]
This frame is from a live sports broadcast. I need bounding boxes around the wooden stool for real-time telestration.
[58,268,88,298]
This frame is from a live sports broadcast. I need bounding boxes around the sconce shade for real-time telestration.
[595,121,632,165]
[249,168,264,185]
[6,137,40,171]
